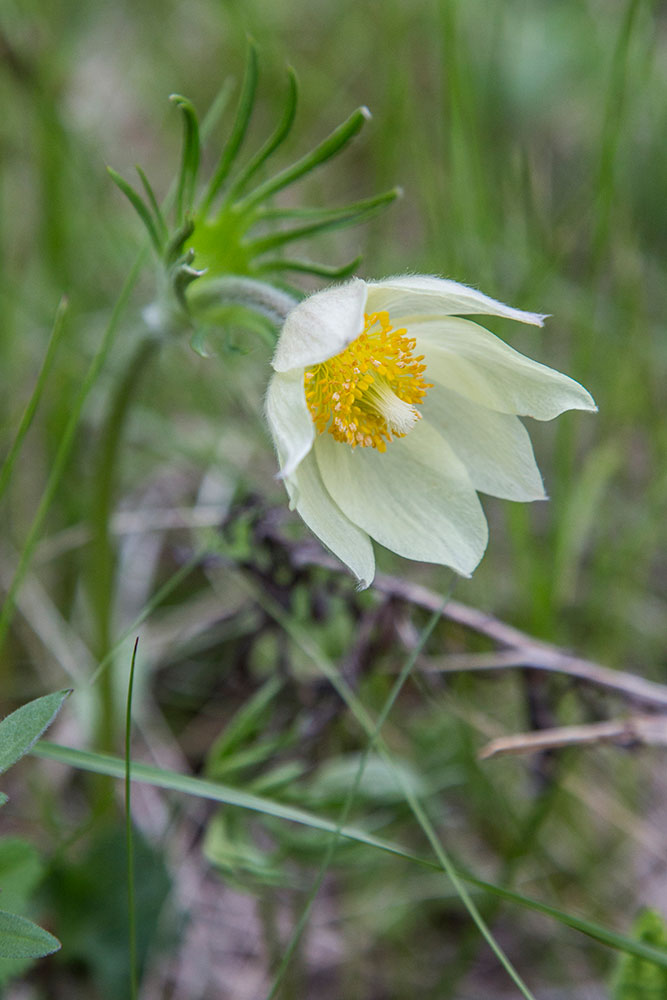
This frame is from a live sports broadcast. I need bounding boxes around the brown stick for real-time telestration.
[479,715,667,760]
[372,574,667,710]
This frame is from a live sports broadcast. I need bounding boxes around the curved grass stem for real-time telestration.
[89,336,160,754]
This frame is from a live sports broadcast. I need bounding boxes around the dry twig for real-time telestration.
[371,574,667,711]
[478,715,667,760]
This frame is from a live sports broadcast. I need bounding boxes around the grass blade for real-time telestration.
[0,297,68,505]
[264,589,451,1000]
[29,739,667,971]
[234,572,538,1000]
[125,637,139,1000]
[31,740,402,851]
[0,254,144,654]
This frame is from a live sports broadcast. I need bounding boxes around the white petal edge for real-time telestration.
[265,370,315,479]
[365,275,547,326]
[272,279,367,373]
[315,420,488,577]
[413,316,597,420]
[422,386,546,501]
[284,450,375,588]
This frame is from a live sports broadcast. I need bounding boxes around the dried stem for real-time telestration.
[371,574,667,711]
[479,715,667,760]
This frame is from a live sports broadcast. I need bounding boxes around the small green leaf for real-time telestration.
[0,912,60,960]
[0,838,43,908]
[256,187,401,224]
[255,256,362,280]
[135,165,168,244]
[189,326,211,358]
[0,690,71,775]
[201,41,259,212]
[107,166,163,253]
[207,675,283,767]
[0,838,52,983]
[238,105,371,213]
[203,811,288,887]
[46,827,170,996]
[224,65,298,203]
[165,218,196,267]
[170,94,201,224]
[244,187,400,256]
[307,753,429,806]
[611,908,667,1000]
[200,76,235,141]
[0,794,8,809]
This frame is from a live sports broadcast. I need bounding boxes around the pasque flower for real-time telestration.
[266,276,596,588]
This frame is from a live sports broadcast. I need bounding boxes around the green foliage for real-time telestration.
[0,690,71,776]
[0,912,59,963]
[46,828,172,997]
[108,45,399,347]
[2,0,667,995]
[30,739,667,975]
[611,909,667,1000]
[0,839,59,979]
[0,691,69,980]
[0,841,44,923]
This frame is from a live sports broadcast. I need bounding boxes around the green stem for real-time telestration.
[0,255,144,656]
[264,591,450,1000]
[125,637,140,1000]
[89,336,160,754]
[0,298,68,505]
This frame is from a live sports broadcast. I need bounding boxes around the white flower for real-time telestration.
[266,275,596,588]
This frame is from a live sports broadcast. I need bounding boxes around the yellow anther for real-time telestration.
[304,312,432,449]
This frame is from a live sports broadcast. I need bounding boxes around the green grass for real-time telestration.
[1,0,666,997]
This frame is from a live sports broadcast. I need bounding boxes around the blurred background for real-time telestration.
[1,1,666,997]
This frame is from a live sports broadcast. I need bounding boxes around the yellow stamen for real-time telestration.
[304,312,431,451]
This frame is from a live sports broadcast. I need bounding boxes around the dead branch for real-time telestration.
[371,574,667,711]
[479,715,667,760]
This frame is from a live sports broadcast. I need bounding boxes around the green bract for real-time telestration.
[108,46,399,345]
[266,275,597,588]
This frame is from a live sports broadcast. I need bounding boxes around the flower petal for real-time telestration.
[414,317,597,420]
[365,275,546,326]
[315,421,488,577]
[272,279,367,373]
[422,386,546,501]
[284,450,375,588]
[265,370,315,478]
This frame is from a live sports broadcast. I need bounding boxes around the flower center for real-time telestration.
[304,311,431,451]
